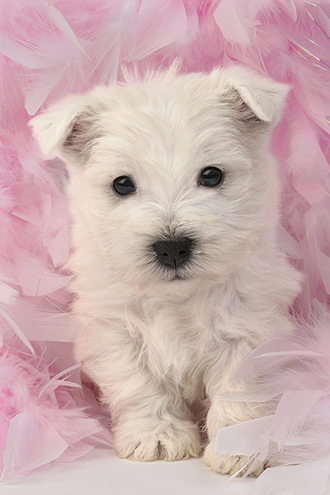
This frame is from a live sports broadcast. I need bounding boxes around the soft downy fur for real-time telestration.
[30,66,302,475]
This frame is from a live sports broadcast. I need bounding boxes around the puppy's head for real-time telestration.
[30,67,289,296]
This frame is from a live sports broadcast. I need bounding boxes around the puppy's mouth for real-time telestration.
[169,272,188,282]
[157,263,194,283]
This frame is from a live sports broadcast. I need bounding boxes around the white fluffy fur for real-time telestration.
[30,67,301,474]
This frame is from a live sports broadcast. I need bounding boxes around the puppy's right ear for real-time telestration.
[29,93,100,165]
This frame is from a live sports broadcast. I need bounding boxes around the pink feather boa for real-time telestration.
[1,0,330,492]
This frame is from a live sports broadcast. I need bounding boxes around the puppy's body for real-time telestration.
[31,67,301,474]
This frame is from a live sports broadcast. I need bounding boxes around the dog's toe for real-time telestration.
[203,440,265,476]
[114,420,202,462]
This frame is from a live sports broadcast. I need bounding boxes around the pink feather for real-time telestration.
[214,0,256,46]
[0,347,112,480]
[128,0,187,61]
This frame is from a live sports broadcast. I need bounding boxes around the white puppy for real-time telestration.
[31,67,301,475]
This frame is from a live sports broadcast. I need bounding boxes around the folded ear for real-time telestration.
[213,67,290,128]
[29,92,101,165]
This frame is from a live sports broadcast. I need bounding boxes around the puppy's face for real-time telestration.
[31,68,288,295]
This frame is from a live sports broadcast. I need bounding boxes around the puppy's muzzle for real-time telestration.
[153,237,192,269]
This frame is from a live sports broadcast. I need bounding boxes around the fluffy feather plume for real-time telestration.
[0,342,112,480]
[216,318,330,493]
[1,0,330,491]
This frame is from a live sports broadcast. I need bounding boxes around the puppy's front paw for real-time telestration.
[114,419,202,462]
[203,440,265,477]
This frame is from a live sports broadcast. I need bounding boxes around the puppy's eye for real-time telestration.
[113,176,136,196]
[199,167,223,188]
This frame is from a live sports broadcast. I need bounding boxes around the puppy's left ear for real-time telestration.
[29,92,101,166]
[214,68,289,128]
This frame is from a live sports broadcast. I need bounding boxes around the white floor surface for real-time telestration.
[1,447,256,495]
[2,447,330,495]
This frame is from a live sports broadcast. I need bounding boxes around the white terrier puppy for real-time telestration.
[31,66,301,475]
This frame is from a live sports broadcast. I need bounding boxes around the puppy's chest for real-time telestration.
[137,305,209,388]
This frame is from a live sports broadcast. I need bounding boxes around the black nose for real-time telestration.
[153,237,192,269]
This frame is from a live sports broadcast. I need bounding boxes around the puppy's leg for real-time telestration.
[204,398,266,476]
[108,373,202,462]
[75,322,202,462]
[203,340,267,476]
[114,407,202,462]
